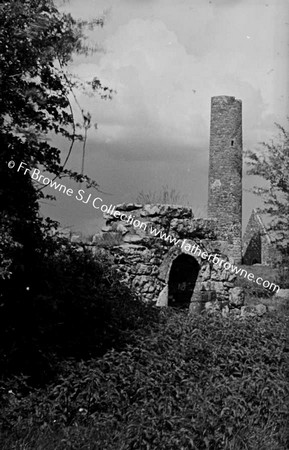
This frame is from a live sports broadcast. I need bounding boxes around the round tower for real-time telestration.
[208,95,243,264]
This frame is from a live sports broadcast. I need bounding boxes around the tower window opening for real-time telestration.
[231,139,234,147]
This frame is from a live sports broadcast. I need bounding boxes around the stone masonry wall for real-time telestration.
[93,203,241,312]
[208,96,243,264]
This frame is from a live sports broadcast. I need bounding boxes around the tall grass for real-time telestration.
[135,185,207,216]
[1,309,288,450]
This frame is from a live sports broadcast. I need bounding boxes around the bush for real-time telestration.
[234,265,278,299]
[1,309,288,449]
[0,236,159,384]
[275,261,289,289]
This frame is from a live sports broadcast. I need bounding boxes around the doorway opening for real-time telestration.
[168,254,200,309]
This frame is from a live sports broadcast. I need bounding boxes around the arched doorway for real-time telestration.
[168,254,200,309]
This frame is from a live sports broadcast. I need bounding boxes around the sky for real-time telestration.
[41,0,289,236]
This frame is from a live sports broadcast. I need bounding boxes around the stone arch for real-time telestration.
[156,242,204,310]
[158,242,204,283]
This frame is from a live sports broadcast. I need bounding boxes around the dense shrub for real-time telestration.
[234,265,279,299]
[275,261,289,289]
[1,310,288,449]
[0,237,159,384]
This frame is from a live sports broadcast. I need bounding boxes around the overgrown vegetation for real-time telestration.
[135,185,206,217]
[1,309,288,449]
[246,122,289,262]
[0,0,111,281]
[233,265,278,300]
[0,0,126,382]
[0,237,159,384]
[136,185,187,205]
[93,230,124,248]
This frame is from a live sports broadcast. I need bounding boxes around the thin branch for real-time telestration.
[37,62,79,192]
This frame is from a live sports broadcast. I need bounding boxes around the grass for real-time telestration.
[1,306,288,450]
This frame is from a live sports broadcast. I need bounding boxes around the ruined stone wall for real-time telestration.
[93,203,241,312]
[242,210,281,266]
[208,96,243,264]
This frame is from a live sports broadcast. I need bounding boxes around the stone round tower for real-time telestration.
[208,95,242,264]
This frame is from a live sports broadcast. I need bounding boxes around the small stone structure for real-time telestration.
[96,203,240,312]
[243,209,285,265]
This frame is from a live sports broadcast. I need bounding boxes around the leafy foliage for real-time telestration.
[0,0,106,180]
[246,122,289,255]
[1,310,288,449]
[0,0,113,280]
[0,237,159,384]
[233,265,278,299]
[276,264,289,289]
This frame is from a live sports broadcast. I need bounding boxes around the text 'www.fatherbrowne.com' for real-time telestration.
[8,160,280,293]
[143,219,279,294]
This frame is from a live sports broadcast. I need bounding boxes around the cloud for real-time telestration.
[70,0,289,164]
[74,16,271,161]
[44,0,289,237]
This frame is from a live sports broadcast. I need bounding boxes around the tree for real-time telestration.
[0,0,111,279]
[0,0,121,380]
[246,122,289,255]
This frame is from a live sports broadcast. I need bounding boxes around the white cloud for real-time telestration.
[67,0,288,162]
